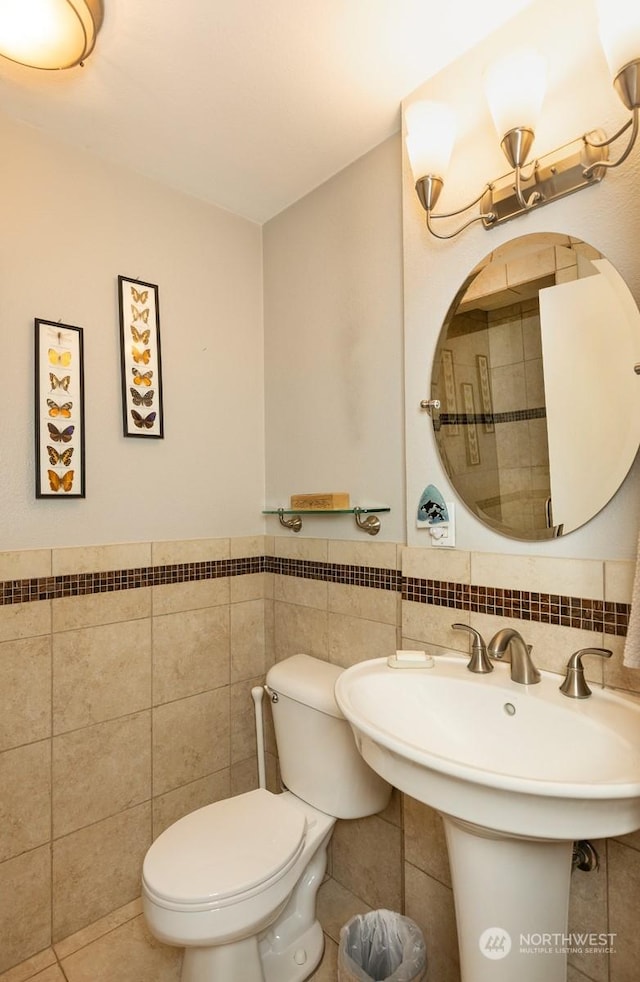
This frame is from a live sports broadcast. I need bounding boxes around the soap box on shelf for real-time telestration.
[290,492,351,510]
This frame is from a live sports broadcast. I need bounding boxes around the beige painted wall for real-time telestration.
[0,112,265,551]
[263,135,406,543]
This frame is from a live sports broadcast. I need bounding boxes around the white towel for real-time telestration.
[624,531,640,668]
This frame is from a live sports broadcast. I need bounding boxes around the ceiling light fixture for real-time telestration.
[0,0,103,70]
[406,2,640,240]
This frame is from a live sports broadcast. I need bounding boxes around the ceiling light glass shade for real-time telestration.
[596,0,640,77]
[0,0,103,69]
[484,47,546,139]
[404,100,456,181]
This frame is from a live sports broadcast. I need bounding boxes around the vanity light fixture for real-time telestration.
[0,0,103,70]
[406,2,640,240]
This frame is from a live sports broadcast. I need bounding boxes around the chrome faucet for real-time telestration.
[487,628,540,684]
[559,647,612,698]
[452,623,493,674]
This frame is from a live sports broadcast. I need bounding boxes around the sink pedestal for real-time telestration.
[443,816,573,982]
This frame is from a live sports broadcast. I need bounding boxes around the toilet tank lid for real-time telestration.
[266,654,344,719]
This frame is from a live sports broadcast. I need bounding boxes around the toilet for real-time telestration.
[142,653,391,982]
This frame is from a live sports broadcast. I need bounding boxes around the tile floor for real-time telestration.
[0,879,368,982]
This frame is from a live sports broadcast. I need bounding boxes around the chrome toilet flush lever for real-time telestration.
[452,624,493,674]
[559,648,613,699]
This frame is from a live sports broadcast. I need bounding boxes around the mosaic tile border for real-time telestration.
[0,555,629,636]
[403,577,629,637]
[0,557,263,605]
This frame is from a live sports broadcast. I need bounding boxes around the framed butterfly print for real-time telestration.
[34,319,86,498]
[118,275,164,438]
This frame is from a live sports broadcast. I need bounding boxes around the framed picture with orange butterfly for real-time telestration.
[118,275,164,438]
[34,319,86,498]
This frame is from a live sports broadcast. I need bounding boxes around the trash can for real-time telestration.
[337,909,427,981]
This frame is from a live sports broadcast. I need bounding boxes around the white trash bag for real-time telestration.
[337,909,427,982]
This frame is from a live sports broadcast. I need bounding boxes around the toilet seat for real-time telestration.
[142,789,307,913]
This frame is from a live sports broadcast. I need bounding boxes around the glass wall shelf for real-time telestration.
[263,506,390,535]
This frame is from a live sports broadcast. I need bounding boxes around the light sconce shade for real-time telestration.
[596,0,640,110]
[484,47,546,143]
[0,0,104,70]
[405,101,456,182]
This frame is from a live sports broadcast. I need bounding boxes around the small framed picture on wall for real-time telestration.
[34,319,86,498]
[118,275,164,438]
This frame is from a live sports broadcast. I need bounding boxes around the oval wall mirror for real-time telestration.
[429,233,640,539]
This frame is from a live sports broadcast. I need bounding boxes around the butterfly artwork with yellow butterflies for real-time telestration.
[118,275,164,438]
[35,319,85,498]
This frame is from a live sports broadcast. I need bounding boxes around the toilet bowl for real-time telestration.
[142,654,391,981]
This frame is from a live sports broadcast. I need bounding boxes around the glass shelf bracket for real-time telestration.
[262,507,390,536]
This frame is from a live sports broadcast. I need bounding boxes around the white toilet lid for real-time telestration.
[142,789,307,909]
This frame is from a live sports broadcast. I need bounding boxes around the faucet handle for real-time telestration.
[559,647,613,699]
[452,623,493,674]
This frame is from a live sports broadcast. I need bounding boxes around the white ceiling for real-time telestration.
[0,0,533,224]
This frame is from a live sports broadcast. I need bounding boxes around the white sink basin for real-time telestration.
[335,654,640,839]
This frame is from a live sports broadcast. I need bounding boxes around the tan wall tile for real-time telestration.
[52,804,151,942]
[402,600,467,652]
[0,601,51,644]
[231,678,261,763]
[328,612,398,668]
[230,571,268,603]
[152,688,230,795]
[52,588,151,633]
[151,538,229,565]
[0,550,51,581]
[607,840,640,982]
[331,815,402,912]
[274,574,328,609]
[151,577,230,616]
[402,546,470,583]
[265,595,275,667]
[0,847,51,973]
[328,583,398,625]
[273,537,328,562]
[230,600,266,682]
[0,742,51,862]
[273,602,329,661]
[53,712,151,837]
[471,552,603,599]
[152,770,231,839]
[230,756,259,796]
[152,606,229,705]
[604,635,640,695]
[327,540,400,570]
[404,796,451,888]
[53,620,151,734]
[605,560,635,605]
[52,544,151,577]
[230,536,267,559]
[0,636,51,751]
[404,863,460,982]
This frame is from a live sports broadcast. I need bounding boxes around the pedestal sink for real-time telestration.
[334,654,640,982]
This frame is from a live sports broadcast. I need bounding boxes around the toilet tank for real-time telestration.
[266,653,391,819]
